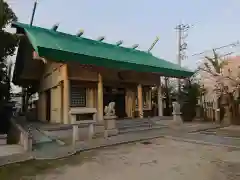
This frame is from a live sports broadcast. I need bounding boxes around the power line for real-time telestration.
[192,41,240,57]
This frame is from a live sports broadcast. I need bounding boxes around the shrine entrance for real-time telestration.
[103,86,126,118]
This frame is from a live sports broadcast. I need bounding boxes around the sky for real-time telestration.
[6,0,240,70]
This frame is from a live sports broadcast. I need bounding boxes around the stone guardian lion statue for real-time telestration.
[104,102,116,116]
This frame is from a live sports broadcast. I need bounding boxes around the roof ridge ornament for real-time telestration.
[132,44,139,49]
[97,36,105,42]
[116,40,123,46]
[51,23,60,31]
[76,29,84,37]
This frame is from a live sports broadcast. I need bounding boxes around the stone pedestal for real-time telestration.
[72,124,79,147]
[222,106,231,125]
[195,105,201,118]
[172,112,183,125]
[104,115,118,137]
[215,108,220,123]
[172,102,183,125]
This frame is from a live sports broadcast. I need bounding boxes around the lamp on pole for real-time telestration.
[30,0,38,26]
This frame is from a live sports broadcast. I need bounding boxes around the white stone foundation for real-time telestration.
[0,134,7,145]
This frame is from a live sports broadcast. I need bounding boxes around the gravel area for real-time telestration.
[35,138,240,180]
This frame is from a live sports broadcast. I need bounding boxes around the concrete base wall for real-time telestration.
[0,134,7,145]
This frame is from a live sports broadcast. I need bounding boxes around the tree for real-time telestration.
[179,79,201,121]
[0,0,18,104]
[0,1,18,133]
[197,49,240,124]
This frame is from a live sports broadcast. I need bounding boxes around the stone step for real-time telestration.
[116,119,151,124]
[119,125,164,134]
[33,141,62,151]
[117,120,154,125]
[116,122,152,126]
[118,123,154,130]
[31,129,53,144]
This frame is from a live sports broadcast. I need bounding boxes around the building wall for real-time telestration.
[37,92,46,122]
[39,61,65,91]
[37,61,66,123]
[50,85,62,123]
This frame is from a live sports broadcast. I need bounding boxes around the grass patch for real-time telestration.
[0,150,97,180]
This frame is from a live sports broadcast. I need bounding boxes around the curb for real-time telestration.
[33,134,165,160]
[0,153,33,167]
[164,135,240,149]
[188,125,228,133]
[119,126,166,134]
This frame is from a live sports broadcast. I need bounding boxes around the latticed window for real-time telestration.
[70,81,86,107]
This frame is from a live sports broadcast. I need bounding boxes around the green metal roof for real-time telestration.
[12,22,193,78]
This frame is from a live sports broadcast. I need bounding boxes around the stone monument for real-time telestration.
[172,101,183,125]
[220,91,231,125]
[104,102,118,137]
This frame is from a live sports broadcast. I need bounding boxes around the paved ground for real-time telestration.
[31,138,240,180]
[1,121,240,179]
[33,125,240,160]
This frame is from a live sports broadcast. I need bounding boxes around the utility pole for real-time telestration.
[30,0,38,26]
[175,23,191,93]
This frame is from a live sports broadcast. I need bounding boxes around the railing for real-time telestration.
[9,118,33,151]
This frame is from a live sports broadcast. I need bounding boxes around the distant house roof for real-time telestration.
[12,22,193,78]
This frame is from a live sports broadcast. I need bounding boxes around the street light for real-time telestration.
[30,0,38,26]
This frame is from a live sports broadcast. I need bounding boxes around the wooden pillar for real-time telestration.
[37,92,46,122]
[97,73,103,121]
[63,65,70,124]
[158,77,163,116]
[137,84,143,118]
[125,89,134,118]
[148,88,152,109]
[87,88,94,108]
[125,90,130,117]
